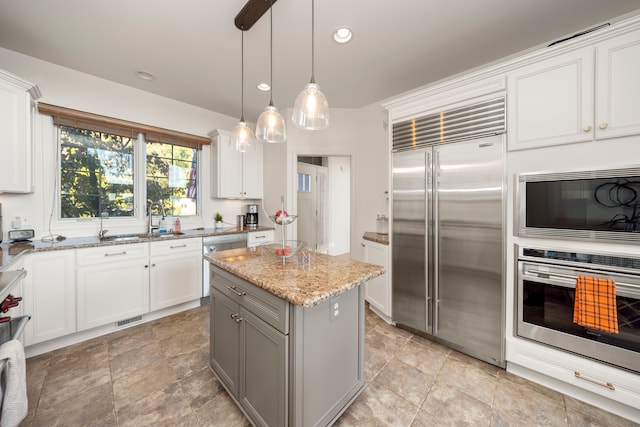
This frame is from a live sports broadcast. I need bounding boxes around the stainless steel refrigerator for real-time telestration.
[391,133,505,367]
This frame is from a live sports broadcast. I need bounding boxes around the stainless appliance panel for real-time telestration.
[392,149,428,332]
[517,255,640,373]
[434,137,504,363]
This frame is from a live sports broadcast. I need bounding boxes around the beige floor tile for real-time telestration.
[21,304,636,427]
[436,356,498,405]
[31,382,114,427]
[116,382,196,427]
[421,380,493,426]
[374,358,434,407]
[112,359,177,410]
[395,339,448,377]
[493,375,568,426]
[335,382,419,427]
[110,341,165,380]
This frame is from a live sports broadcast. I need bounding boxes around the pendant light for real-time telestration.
[255,0,287,143]
[230,28,256,152]
[291,0,329,130]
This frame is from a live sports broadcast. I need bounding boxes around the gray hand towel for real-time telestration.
[0,340,27,427]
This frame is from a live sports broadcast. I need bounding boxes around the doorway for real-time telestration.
[296,156,350,255]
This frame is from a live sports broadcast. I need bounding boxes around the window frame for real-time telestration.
[40,103,207,226]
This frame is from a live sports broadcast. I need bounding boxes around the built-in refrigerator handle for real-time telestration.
[432,149,440,335]
[425,150,432,332]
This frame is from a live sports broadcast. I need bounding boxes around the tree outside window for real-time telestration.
[60,126,134,218]
[146,141,197,216]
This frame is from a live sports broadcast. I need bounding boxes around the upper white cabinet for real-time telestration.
[209,129,263,199]
[0,69,41,193]
[508,29,640,150]
[507,49,594,150]
[595,29,640,140]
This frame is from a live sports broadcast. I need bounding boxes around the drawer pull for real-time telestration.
[254,235,267,239]
[170,244,187,249]
[230,313,244,323]
[104,251,127,257]
[227,286,246,296]
[574,371,615,390]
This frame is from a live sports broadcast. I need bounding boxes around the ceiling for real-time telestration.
[1,0,638,123]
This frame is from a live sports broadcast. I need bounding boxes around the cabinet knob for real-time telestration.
[583,125,592,132]
[361,243,366,247]
[230,313,244,323]
[599,123,608,130]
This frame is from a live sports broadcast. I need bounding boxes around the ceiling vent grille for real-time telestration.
[392,97,505,151]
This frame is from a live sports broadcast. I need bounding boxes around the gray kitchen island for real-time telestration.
[204,248,384,427]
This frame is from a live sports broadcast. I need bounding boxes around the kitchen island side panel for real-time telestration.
[290,285,365,426]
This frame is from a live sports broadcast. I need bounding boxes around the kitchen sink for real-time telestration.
[100,232,180,242]
[100,234,146,242]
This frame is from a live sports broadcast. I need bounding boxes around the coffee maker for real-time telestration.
[245,204,258,229]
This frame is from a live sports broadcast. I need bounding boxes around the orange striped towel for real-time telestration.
[573,276,618,334]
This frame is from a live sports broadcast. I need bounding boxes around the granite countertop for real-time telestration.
[363,231,389,245]
[205,248,385,308]
[0,226,273,272]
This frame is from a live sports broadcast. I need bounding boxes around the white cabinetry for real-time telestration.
[507,49,593,150]
[23,250,76,345]
[361,238,391,320]
[76,243,149,331]
[508,29,640,150]
[247,229,274,248]
[149,238,202,311]
[595,29,640,140]
[0,69,41,193]
[209,129,263,199]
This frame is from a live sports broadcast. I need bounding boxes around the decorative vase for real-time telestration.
[215,221,223,229]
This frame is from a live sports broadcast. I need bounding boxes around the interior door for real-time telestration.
[434,135,504,363]
[297,162,317,251]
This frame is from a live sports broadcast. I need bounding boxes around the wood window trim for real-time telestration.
[38,102,209,149]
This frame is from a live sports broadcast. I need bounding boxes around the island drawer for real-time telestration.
[211,266,289,334]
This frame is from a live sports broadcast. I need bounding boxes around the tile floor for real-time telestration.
[20,303,637,427]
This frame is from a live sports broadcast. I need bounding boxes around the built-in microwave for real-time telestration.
[516,167,640,243]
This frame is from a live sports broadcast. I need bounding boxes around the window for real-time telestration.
[59,125,135,218]
[146,141,197,216]
[41,102,208,220]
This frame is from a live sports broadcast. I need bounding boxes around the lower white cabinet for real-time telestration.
[361,238,391,319]
[76,243,150,331]
[149,238,202,311]
[23,250,76,345]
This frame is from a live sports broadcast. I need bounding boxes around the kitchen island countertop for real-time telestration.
[204,247,384,307]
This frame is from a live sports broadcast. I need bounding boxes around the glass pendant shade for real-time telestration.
[292,82,329,130]
[229,120,256,152]
[256,105,287,143]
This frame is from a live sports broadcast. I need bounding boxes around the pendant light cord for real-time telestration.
[310,0,316,84]
[269,0,274,107]
[240,27,246,122]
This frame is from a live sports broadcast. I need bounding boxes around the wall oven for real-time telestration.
[516,167,640,243]
[516,246,640,374]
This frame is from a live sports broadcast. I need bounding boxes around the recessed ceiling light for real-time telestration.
[257,82,271,92]
[136,70,156,81]
[333,27,353,44]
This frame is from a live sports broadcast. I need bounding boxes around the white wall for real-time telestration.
[263,107,362,250]
[0,47,256,239]
[327,156,350,255]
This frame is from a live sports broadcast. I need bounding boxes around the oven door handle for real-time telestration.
[524,268,640,298]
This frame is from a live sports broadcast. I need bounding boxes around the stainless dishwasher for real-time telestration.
[202,233,247,297]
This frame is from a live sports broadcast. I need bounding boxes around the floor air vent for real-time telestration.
[117,315,143,327]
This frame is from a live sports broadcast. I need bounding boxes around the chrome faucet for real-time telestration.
[148,201,167,234]
[98,211,109,239]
